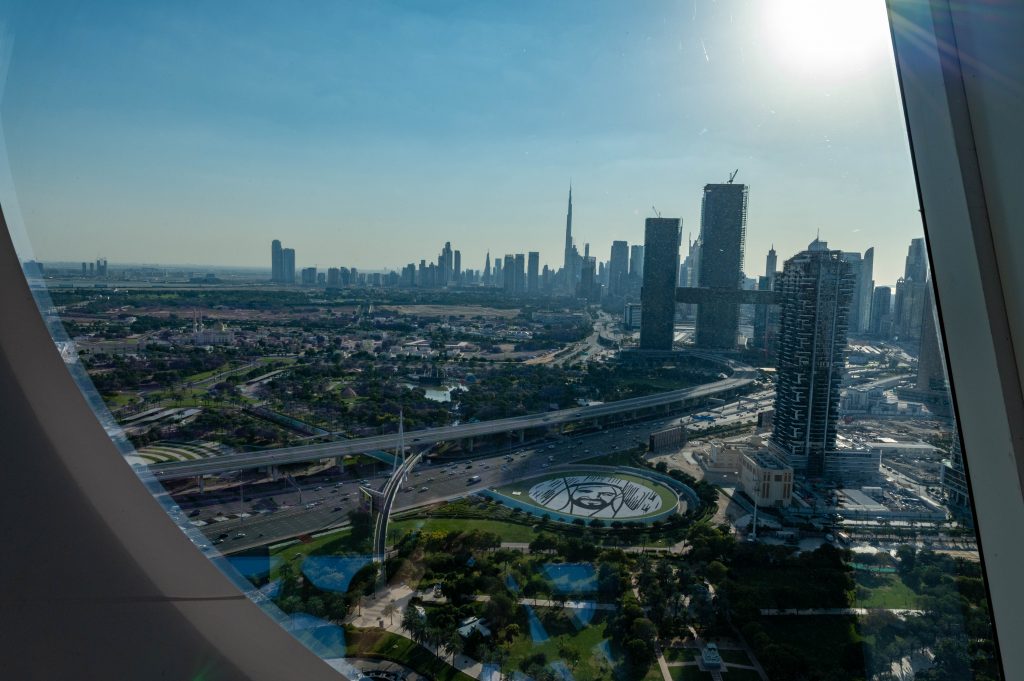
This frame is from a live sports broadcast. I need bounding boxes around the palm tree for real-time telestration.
[383,601,397,626]
[401,605,426,644]
[445,631,465,664]
[425,625,444,659]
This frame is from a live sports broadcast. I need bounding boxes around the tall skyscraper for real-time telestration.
[753,246,781,358]
[493,257,503,288]
[916,285,947,392]
[639,218,682,351]
[771,239,855,477]
[870,286,893,337]
[271,239,283,282]
[695,182,748,348]
[629,245,645,279]
[578,257,598,301]
[839,248,875,335]
[527,252,540,294]
[439,241,454,286]
[840,252,863,335]
[282,248,296,284]
[502,254,515,292]
[904,237,928,283]
[483,252,491,286]
[859,248,875,334]
[893,278,928,340]
[453,250,461,285]
[608,240,629,298]
[513,253,526,293]
[562,184,575,292]
[942,422,970,515]
[893,238,929,341]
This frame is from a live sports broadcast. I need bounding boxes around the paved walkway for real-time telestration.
[678,626,768,681]
[630,586,673,681]
[347,584,486,680]
[500,541,688,555]
[760,607,925,616]
[474,594,617,611]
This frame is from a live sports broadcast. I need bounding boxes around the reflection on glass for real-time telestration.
[3,1,1001,680]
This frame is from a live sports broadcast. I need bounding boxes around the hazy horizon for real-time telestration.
[2,1,923,284]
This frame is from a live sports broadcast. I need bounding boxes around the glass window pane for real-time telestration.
[3,1,1003,679]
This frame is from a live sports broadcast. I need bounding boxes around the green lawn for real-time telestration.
[183,363,232,383]
[345,628,476,681]
[669,666,712,680]
[389,517,540,543]
[716,648,751,665]
[663,647,697,662]
[504,607,613,680]
[106,392,137,407]
[760,616,862,673]
[642,666,665,681]
[268,527,368,576]
[853,573,925,609]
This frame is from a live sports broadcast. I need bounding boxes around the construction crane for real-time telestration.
[728,169,739,183]
[651,205,662,218]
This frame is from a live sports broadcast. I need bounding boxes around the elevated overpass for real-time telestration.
[146,357,757,481]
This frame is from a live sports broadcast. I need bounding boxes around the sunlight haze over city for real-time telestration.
[2,0,918,283]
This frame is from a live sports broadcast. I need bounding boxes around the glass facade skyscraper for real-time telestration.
[639,218,681,351]
[771,239,855,476]
[695,183,748,348]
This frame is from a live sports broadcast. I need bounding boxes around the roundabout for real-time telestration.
[488,467,690,525]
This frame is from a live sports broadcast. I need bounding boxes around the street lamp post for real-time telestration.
[239,472,246,526]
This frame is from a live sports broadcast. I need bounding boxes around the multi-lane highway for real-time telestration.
[191,415,697,553]
[148,361,756,480]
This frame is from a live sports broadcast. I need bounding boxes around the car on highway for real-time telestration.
[233,532,246,539]
[419,487,428,493]
[467,475,481,484]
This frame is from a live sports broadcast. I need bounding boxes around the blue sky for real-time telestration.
[1,0,923,284]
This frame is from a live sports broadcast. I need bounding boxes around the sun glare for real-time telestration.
[766,0,890,76]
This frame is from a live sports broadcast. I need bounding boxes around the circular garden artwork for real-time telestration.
[526,474,671,519]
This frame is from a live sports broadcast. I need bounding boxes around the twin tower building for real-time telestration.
[638,181,859,479]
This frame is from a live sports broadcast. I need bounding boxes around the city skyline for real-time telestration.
[3,1,922,285]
